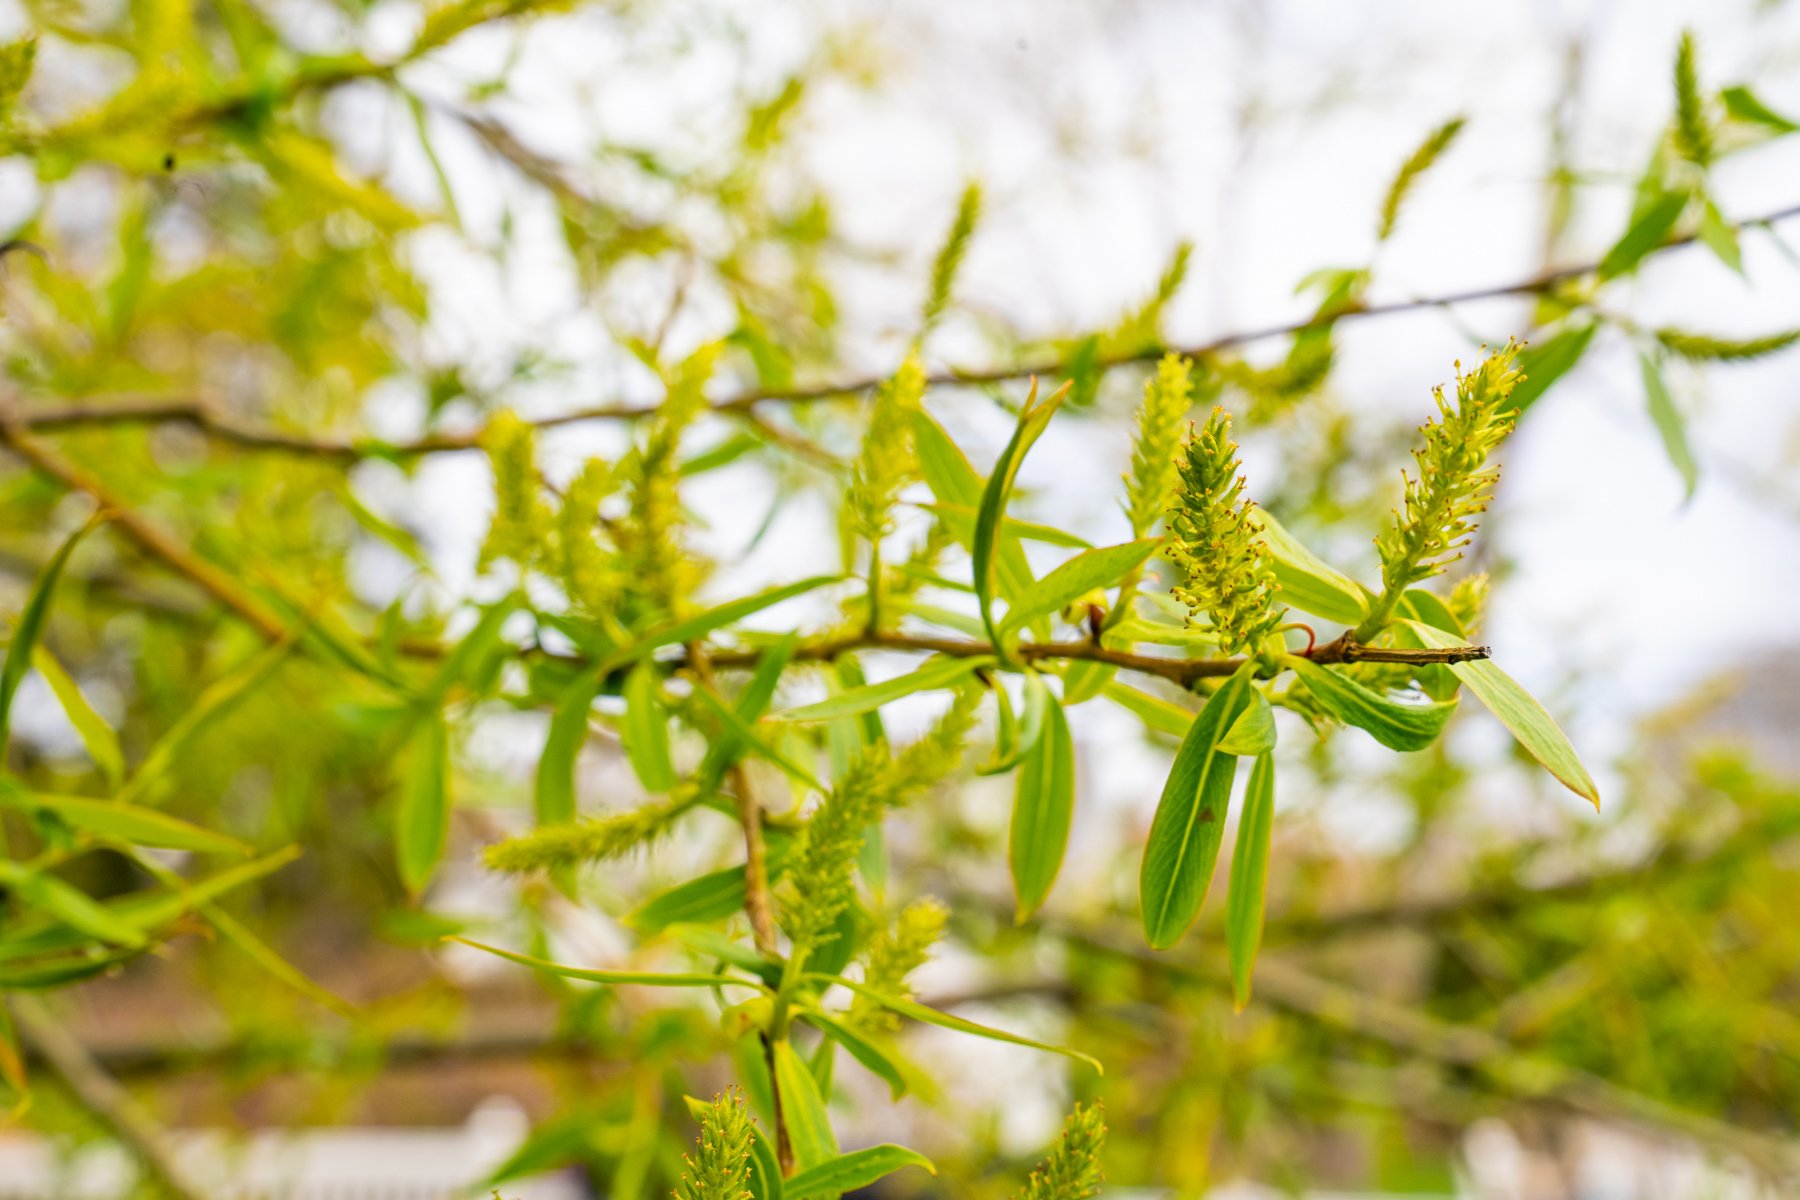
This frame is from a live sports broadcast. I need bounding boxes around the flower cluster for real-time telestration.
[1166,407,1284,656]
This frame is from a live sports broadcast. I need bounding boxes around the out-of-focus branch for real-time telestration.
[10,997,211,1200]
[7,202,1797,460]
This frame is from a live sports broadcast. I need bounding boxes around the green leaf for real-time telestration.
[1250,509,1368,626]
[422,597,517,707]
[1140,665,1256,949]
[784,1145,936,1200]
[116,637,297,807]
[622,661,677,792]
[0,37,36,116]
[690,685,822,789]
[604,576,841,671]
[202,903,353,1015]
[30,648,124,788]
[1697,198,1743,275]
[1226,752,1275,1010]
[0,514,104,756]
[1001,537,1162,635]
[1402,621,1599,807]
[1102,681,1194,739]
[911,410,1035,605]
[450,937,772,990]
[1721,84,1798,133]
[1503,322,1599,416]
[1640,352,1699,499]
[1217,690,1276,756]
[0,861,145,949]
[772,1039,838,1170]
[0,788,250,856]
[1009,695,1074,921]
[537,673,596,827]
[778,655,992,723]
[696,634,798,787]
[1061,658,1115,705]
[748,1124,784,1200]
[916,502,1093,549]
[806,973,1102,1072]
[1598,190,1689,280]
[799,1009,909,1100]
[979,669,1051,776]
[396,711,450,894]
[973,383,1066,650]
[1286,657,1457,752]
[626,839,794,934]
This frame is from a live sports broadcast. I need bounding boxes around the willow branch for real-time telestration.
[9,201,1798,459]
[10,996,212,1200]
[686,643,779,957]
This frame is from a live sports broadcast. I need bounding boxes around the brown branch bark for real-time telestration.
[7,201,1797,459]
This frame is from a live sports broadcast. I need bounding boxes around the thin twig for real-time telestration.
[10,996,211,1200]
[685,643,780,957]
[7,201,1798,459]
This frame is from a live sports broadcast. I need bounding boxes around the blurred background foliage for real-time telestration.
[1,0,1799,1196]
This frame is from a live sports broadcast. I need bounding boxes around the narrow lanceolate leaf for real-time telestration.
[1226,753,1276,1010]
[1402,621,1599,807]
[622,661,677,792]
[772,1039,838,1170]
[1639,353,1698,499]
[1102,681,1194,739]
[696,633,798,788]
[537,673,597,827]
[980,669,1052,776]
[1217,691,1276,757]
[1598,191,1688,280]
[1250,509,1368,626]
[0,861,145,948]
[202,903,354,1015]
[396,711,450,895]
[912,412,1036,611]
[777,655,992,723]
[688,686,822,789]
[0,513,105,754]
[974,381,1069,652]
[604,575,842,670]
[1001,538,1162,635]
[916,502,1093,549]
[0,789,250,856]
[1140,665,1257,950]
[1722,84,1798,133]
[808,974,1103,1073]
[627,840,794,933]
[1697,198,1743,276]
[1503,322,1598,416]
[1286,657,1457,752]
[1010,696,1075,922]
[450,938,772,991]
[31,647,123,787]
[799,1009,909,1100]
[784,1145,936,1200]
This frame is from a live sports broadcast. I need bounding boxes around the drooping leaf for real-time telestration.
[1009,695,1075,921]
[1000,537,1162,635]
[1140,665,1256,949]
[0,514,104,755]
[807,973,1102,1073]
[1286,656,1457,752]
[777,655,992,723]
[1697,198,1743,275]
[916,502,1093,549]
[689,685,822,789]
[1403,621,1599,807]
[1226,752,1276,1011]
[1217,690,1276,756]
[911,410,1036,606]
[1102,681,1194,739]
[622,660,677,792]
[800,1008,909,1100]
[784,1145,936,1200]
[627,839,795,934]
[537,673,597,827]
[1722,84,1798,133]
[979,668,1052,776]
[772,1039,838,1169]
[1639,352,1699,499]
[396,710,450,895]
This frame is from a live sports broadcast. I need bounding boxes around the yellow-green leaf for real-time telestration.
[1226,752,1275,1010]
[1010,695,1074,921]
